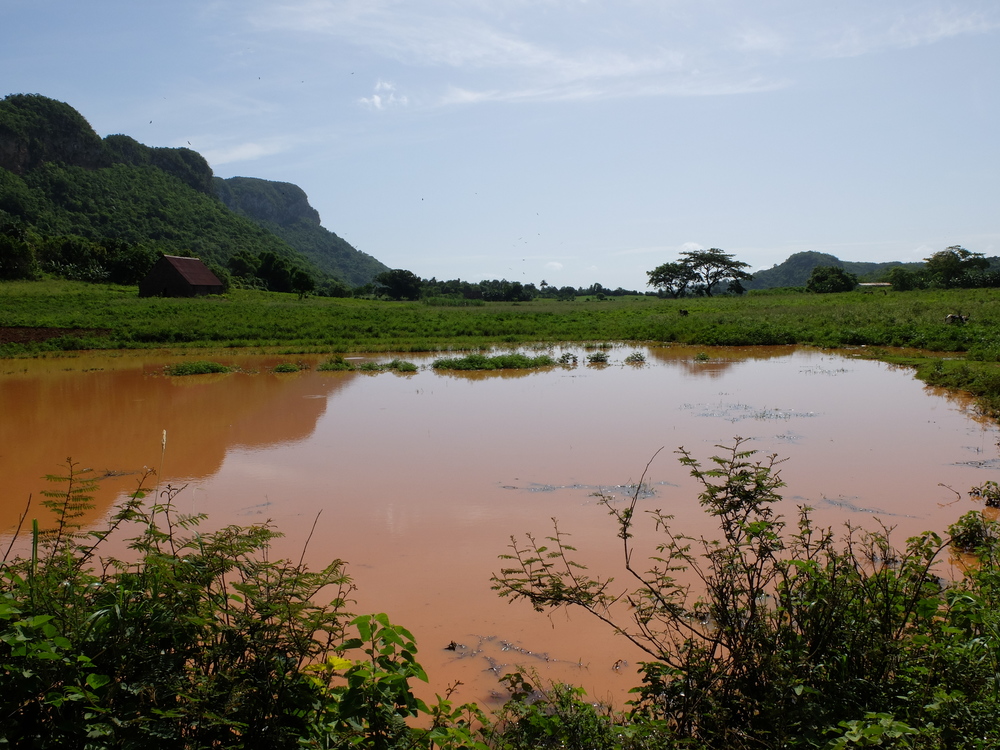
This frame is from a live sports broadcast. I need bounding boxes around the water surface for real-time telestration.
[2,345,996,706]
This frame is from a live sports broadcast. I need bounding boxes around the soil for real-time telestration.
[0,326,111,345]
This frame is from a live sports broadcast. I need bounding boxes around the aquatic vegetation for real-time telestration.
[163,360,231,376]
[432,353,556,371]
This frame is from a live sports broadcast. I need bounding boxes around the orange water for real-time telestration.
[2,345,997,707]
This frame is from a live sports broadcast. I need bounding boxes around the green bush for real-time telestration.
[0,462,487,749]
[493,440,1000,749]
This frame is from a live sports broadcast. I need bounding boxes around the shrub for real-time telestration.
[493,440,1000,749]
[0,463,485,749]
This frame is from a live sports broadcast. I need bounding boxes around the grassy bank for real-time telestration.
[3,279,1000,414]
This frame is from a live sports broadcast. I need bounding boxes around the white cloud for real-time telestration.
[545,261,564,271]
[359,79,409,110]
[232,0,1000,106]
[201,137,295,165]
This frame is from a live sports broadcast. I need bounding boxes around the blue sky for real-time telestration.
[7,0,999,289]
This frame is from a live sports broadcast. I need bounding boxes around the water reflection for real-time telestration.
[2,345,998,708]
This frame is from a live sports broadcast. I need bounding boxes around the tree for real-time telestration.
[924,245,988,287]
[886,266,919,292]
[646,261,698,298]
[806,266,858,294]
[373,268,422,301]
[679,248,753,297]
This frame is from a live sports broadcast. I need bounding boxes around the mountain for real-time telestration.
[0,93,385,285]
[214,176,387,287]
[744,251,924,289]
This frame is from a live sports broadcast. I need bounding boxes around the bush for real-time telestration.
[0,463,486,749]
[493,440,1000,749]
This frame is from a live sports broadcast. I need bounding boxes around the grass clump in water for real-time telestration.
[431,353,556,371]
[273,362,302,373]
[356,359,419,373]
[317,355,354,371]
[317,356,418,373]
[164,361,232,376]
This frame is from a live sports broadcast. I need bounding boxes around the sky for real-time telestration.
[6,1,1000,289]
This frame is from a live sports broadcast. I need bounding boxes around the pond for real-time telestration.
[2,344,997,707]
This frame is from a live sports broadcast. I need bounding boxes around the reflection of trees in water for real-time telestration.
[434,368,554,381]
[645,345,797,378]
[0,358,360,530]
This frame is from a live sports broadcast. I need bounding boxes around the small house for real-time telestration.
[139,255,224,297]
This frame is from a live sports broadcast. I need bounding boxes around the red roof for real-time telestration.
[161,255,222,287]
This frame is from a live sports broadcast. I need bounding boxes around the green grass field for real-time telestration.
[3,279,1000,414]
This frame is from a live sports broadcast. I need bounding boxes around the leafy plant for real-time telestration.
[492,440,1000,749]
[1,464,354,746]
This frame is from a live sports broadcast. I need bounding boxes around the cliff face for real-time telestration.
[0,93,390,286]
[0,95,215,194]
[0,94,109,175]
[214,175,388,286]
[104,134,215,194]
[214,176,321,227]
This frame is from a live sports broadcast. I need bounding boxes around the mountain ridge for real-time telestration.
[0,93,386,286]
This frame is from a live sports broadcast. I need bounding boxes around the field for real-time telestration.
[5,279,1000,748]
[2,279,1000,414]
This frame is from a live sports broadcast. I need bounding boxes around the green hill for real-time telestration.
[0,93,385,286]
[214,176,387,287]
[745,251,924,289]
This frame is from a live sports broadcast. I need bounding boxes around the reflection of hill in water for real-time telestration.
[0,358,358,530]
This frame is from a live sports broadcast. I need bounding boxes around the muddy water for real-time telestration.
[2,345,998,708]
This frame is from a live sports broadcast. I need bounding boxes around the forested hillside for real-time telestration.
[744,251,923,289]
[0,94,384,287]
[214,176,387,287]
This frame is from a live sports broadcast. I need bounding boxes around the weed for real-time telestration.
[493,440,1000,749]
[432,353,556,371]
[163,360,231,376]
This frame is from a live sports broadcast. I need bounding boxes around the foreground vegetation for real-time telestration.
[3,445,1000,748]
[3,279,1000,415]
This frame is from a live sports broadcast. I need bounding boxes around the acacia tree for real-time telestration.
[647,261,698,298]
[679,248,753,296]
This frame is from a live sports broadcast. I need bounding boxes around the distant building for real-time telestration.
[139,255,224,297]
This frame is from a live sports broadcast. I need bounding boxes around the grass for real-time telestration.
[432,353,557,371]
[3,279,1000,414]
[163,360,232,376]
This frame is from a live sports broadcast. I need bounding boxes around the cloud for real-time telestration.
[359,79,409,110]
[545,261,564,271]
[236,0,1000,105]
[201,137,296,165]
